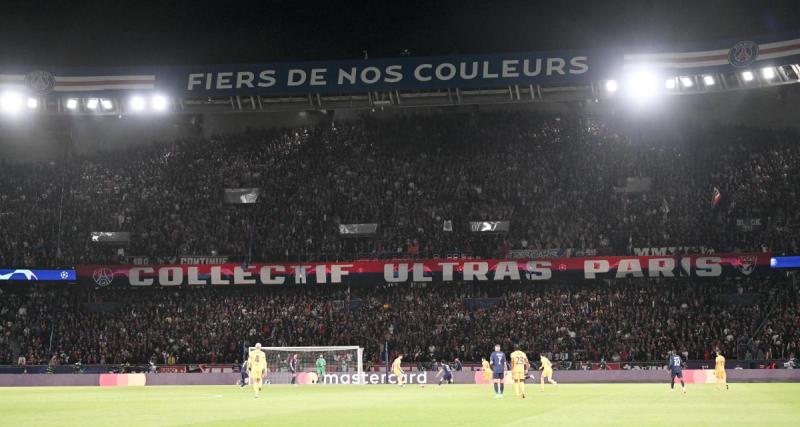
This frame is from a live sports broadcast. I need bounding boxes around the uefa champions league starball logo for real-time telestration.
[728,41,759,67]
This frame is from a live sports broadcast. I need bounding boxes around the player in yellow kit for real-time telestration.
[247,343,267,398]
[539,354,557,391]
[715,350,728,390]
[481,357,492,382]
[391,355,405,387]
[509,345,530,398]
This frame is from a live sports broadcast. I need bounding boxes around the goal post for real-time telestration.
[248,346,364,384]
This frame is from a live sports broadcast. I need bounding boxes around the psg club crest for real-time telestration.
[25,70,56,93]
[728,41,759,67]
[92,268,115,286]
[737,255,757,276]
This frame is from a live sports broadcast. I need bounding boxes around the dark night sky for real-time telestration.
[1,0,798,66]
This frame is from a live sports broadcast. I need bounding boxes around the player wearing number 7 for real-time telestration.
[509,345,530,398]
[247,343,267,398]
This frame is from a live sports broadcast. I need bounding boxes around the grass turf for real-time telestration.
[0,383,799,426]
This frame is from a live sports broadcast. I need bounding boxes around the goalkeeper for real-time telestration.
[315,354,326,384]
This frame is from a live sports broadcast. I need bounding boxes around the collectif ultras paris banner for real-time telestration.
[77,253,771,287]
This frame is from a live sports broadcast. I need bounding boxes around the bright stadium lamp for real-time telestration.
[679,76,694,88]
[86,98,99,110]
[605,80,618,93]
[703,75,715,86]
[761,67,775,80]
[665,78,677,90]
[741,71,754,82]
[101,99,113,110]
[26,97,38,109]
[151,94,168,111]
[129,96,146,111]
[626,70,659,101]
[0,92,23,113]
[66,98,78,110]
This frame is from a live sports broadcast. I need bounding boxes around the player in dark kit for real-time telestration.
[437,360,453,387]
[289,354,299,385]
[238,360,248,388]
[490,344,509,398]
[668,351,687,393]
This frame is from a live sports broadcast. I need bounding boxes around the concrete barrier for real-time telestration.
[1,369,798,387]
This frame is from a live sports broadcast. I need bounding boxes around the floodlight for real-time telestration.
[66,99,78,110]
[0,92,23,113]
[741,71,754,82]
[151,94,168,111]
[626,71,659,100]
[101,99,113,110]
[26,98,38,109]
[605,80,618,93]
[703,75,715,86]
[680,76,694,88]
[86,98,99,110]
[129,96,146,111]
[761,67,775,80]
[665,78,676,90]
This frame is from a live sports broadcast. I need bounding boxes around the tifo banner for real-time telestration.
[77,253,771,287]
[0,33,798,97]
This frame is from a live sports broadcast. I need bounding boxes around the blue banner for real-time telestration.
[0,269,76,281]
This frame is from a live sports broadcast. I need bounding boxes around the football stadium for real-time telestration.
[1,1,800,426]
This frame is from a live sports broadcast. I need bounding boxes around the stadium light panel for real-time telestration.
[680,76,694,88]
[129,96,146,111]
[703,75,715,86]
[762,67,776,80]
[86,98,99,110]
[665,78,676,90]
[26,98,38,109]
[0,92,23,113]
[605,80,618,93]
[66,99,78,110]
[741,71,754,82]
[101,99,113,110]
[626,71,659,101]
[151,94,168,111]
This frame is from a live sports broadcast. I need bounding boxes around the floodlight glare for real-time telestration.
[605,80,618,93]
[0,92,23,113]
[626,71,659,100]
[761,67,775,80]
[151,94,168,111]
[86,98,99,110]
[665,78,676,90]
[703,75,715,86]
[66,99,78,110]
[101,99,113,110]
[742,71,754,82]
[26,98,38,109]
[680,76,694,88]
[129,96,146,111]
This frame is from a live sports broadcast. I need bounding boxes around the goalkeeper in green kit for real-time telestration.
[315,354,326,384]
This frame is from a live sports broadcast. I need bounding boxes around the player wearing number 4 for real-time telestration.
[247,343,267,398]
[509,345,530,398]
[539,354,557,391]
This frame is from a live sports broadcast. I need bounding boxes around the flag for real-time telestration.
[712,186,722,207]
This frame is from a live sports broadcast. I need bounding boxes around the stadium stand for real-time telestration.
[0,111,798,267]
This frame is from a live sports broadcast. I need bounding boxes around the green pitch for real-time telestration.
[1,383,799,426]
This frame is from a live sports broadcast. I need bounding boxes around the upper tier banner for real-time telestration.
[0,34,798,97]
[77,253,770,287]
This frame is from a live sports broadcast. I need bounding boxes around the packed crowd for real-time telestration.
[0,111,798,267]
[1,278,797,366]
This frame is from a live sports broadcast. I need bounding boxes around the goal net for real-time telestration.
[248,346,364,385]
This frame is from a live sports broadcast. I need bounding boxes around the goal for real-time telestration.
[248,346,364,384]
